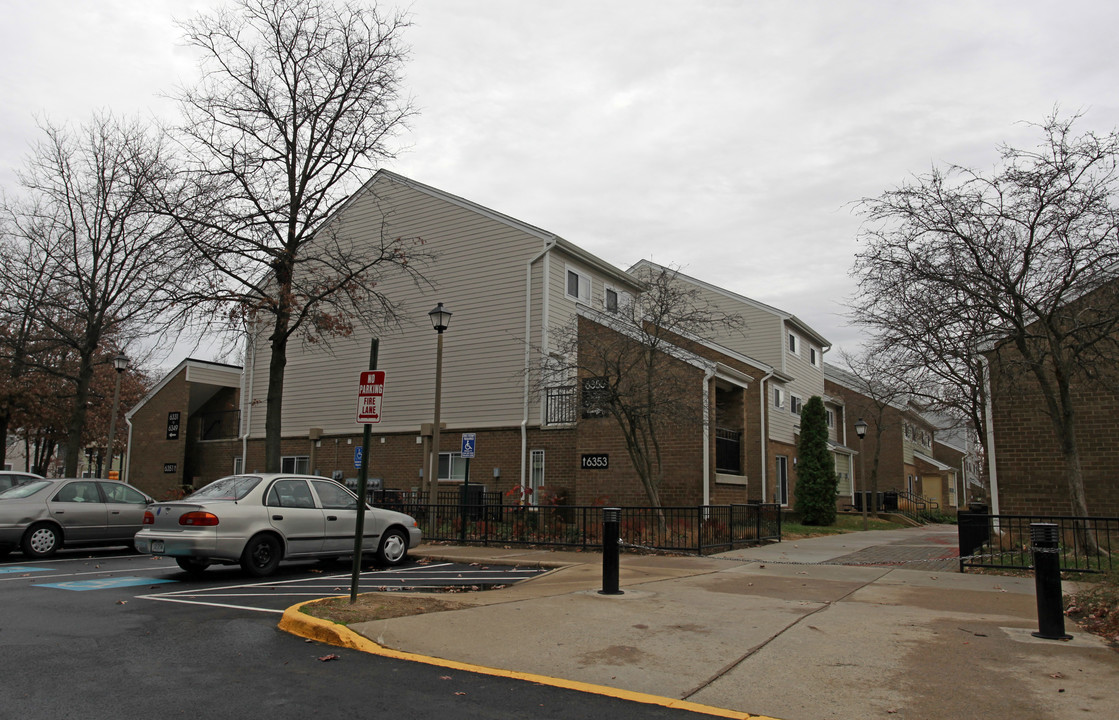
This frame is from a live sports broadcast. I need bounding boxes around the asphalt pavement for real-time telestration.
[280,525,1119,720]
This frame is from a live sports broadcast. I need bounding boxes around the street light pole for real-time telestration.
[428,303,452,500]
[855,417,868,531]
[105,353,129,479]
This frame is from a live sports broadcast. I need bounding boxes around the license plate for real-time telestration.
[151,540,165,553]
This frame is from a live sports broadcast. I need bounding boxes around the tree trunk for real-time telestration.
[264,307,292,473]
[0,410,9,469]
[63,350,97,477]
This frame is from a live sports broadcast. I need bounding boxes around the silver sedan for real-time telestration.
[133,473,422,577]
[0,478,154,558]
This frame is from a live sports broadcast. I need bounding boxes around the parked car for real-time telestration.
[0,478,154,558]
[0,471,43,492]
[133,473,422,577]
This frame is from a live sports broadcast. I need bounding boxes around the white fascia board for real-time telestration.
[125,359,243,420]
[914,451,953,471]
[714,363,754,388]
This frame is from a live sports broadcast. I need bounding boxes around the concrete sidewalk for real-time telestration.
[280,526,1118,720]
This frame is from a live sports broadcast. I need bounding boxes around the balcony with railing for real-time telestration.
[192,410,240,441]
[545,386,576,425]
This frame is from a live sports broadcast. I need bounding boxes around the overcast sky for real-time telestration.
[3,0,1118,366]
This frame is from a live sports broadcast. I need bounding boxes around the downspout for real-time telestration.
[241,329,257,474]
[980,354,1000,515]
[702,366,715,507]
[758,371,774,503]
[521,243,554,490]
[123,416,134,485]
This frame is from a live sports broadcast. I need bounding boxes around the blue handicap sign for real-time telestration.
[0,566,50,574]
[461,432,476,459]
[354,445,363,469]
[35,576,177,591]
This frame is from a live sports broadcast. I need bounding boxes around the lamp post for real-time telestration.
[105,353,129,479]
[854,417,868,530]
[428,303,452,500]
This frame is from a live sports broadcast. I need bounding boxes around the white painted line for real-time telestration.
[0,564,181,583]
[137,594,284,614]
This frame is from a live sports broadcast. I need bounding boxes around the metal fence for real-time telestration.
[368,495,782,555]
[958,511,1119,574]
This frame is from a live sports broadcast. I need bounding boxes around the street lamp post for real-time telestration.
[105,353,129,479]
[428,303,452,500]
[855,417,868,531]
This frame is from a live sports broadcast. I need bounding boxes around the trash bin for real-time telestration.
[882,491,899,512]
[957,504,990,558]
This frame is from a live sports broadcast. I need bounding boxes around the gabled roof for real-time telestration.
[629,259,831,348]
[377,171,640,289]
[125,358,242,420]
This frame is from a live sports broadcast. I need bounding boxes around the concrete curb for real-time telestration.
[278,598,780,720]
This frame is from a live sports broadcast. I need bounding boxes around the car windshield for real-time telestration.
[0,479,52,499]
[185,475,262,502]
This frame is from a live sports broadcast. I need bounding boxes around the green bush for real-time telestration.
[794,396,837,525]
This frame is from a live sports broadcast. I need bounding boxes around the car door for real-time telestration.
[263,478,325,556]
[98,482,151,543]
[47,481,108,543]
[311,479,376,554]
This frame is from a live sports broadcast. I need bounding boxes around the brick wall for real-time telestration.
[127,372,189,499]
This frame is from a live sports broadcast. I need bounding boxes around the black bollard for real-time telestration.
[1030,523,1071,640]
[599,507,623,596]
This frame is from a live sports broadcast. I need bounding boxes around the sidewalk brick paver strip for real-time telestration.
[827,534,960,571]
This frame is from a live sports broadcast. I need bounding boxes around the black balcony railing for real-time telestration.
[545,386,577,425]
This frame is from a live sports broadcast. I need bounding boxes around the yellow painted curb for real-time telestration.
[279,598,780,720]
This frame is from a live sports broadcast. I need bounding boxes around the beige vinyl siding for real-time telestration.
[768,381,797,443]
[835,453,852,495]
[184,364,240,388]
[247,175,547,438]
[683,281,785,367]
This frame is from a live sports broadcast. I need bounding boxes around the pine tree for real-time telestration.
[794,396,837,525]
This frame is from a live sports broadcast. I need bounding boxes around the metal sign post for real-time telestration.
[350,339,380,604]
[459,433,475,542]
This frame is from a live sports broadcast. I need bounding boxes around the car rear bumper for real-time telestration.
[134,530,246,561]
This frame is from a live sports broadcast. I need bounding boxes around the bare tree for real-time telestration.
[2,114,187,476]
[853,112,1119,544]
[546,266,743,511]
[168,0,424,471]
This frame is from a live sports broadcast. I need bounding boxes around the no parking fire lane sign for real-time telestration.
[356,370,386,424]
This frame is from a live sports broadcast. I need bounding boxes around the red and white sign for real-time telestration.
[356,370,386,424]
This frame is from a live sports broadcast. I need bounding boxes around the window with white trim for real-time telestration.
[775,456,789,506]
[438,452,468,482]
[790,395,802,415]
[825,409,835,428]
[565,266,591,303]
[280,455,309,474]
[529,449,545,505]
[788,332,799,354]
[604,287,619,313]
[773,387,784,409]
[809,347,819,366]
[234,457,243,474]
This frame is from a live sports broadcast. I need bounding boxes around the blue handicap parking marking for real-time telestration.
[35,576,177,591]
[0,566,51,574]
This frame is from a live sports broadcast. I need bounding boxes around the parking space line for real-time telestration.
[137,595,286,614]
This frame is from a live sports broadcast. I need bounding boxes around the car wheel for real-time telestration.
[240,534,282,577]
[21,523,61,558]
[175,557,211,575]
[375,528,409,567]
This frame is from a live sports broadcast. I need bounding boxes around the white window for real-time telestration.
[825,409,835,428]
[810,347,819,366]
[281,456,309,474]
[233,457,243,474]
[775,456,789,506]
[565,266,591,303]
[788,332,799,354]
[773,387,784,409]
[790,395,802,415]
[529,449,545,505]
[438,452,468,482]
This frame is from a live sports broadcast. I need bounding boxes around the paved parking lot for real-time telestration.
[0,550,547,613]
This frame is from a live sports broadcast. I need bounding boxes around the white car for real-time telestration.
[133,473,422,577]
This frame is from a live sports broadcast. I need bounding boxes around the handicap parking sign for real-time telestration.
[461,433,476,458]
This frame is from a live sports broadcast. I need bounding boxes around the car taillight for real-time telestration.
[143,511,155,525]
[179,511,219,526]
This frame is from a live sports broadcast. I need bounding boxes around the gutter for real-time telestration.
[980,354,1000,514]
[703,365,715,507]
[123,416,134,484]
[521,241,555,489]
[758,371,774,503]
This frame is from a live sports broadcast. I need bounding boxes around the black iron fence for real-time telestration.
[958,509,1119,574]
[368,492,781,555]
